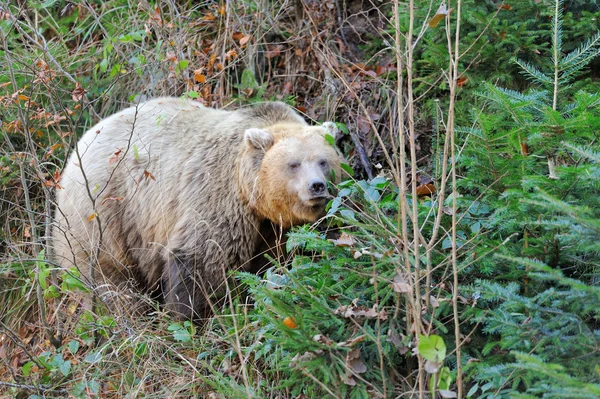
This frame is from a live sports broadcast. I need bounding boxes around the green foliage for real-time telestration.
[458,1,600,395]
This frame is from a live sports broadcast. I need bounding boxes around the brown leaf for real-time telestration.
[282,81,293,95]
[333,232,355,247]
[313,334,334,346]
[239,34,251,46]
[71,82,85,102]
[345,349,367,374]
[335,300,388,320]
[338,334,366,348]
[232,32,244,41]
[416,183,436,196]
[266,45,281,59]
[194,70,206,83]
[424,359,442,374]
[428,3,449,28]
[391,272,412,294]
[457,76,468,87]
[143,170,156,181]
[108,149,122,165]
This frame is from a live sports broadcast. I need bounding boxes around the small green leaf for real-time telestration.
[68,340,80,355]
[335,122,349,134]
[59,360,71,376]
[109,63,121,78]
[99,58,108,73]
[184,91,199,99]
[87,379,100,395]
[178,60,189,70]
[324,133,335,146]
[84,351,102,364]
[340,163,354,176]
[22,361,35,377]
[131,31,144,41]
[133,144,139,160]
[326,197,342,216]
[418,334,446,362]
[43,285,60,299]
[36,249,48,290]
[339,209,356,221]
[134,342,148,358]
[62,269,89,293]
[338,188,352,197]
[467,383,479,398]
[173,328,191,342]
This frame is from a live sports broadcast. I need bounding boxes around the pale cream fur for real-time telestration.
[53,97,341,318]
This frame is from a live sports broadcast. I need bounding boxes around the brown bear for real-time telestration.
[53,97,342,319]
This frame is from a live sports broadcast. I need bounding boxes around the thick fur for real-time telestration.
[53,98,341,319]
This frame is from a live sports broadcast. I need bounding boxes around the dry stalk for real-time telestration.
[445,0,464,396]
[1,22,62,348]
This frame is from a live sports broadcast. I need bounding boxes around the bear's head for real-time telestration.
[239,122,343,228]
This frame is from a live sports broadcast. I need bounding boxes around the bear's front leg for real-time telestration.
[161,252,222,320]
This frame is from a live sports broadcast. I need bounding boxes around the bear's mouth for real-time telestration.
[306,196,328,208]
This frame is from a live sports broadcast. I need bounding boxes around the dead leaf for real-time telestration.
[335,299,388,320]
[424,359,442,374]
[266,45,281,59]
[194,70,206,83]
[416,183,436,196]
[143,170,156,181]
[313,334,334,346]
[338,335,366,348]
[87,213,96,222]
[239,34,251,45]
[23,225,31,238]
[333,233,355,247]
[428,3,449,28]
[108,149,122,165]
[282,81,293,95]
[457,76,468,87]
[166,51,177,62]
[391,272,412,294]
[345,349,367,375]
[71,82,85,102]
[150,7,162,25]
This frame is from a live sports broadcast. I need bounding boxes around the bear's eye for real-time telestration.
[318,159,328,168]
[289,161,300,170]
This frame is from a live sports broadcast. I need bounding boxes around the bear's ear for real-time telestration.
[319,122,344,143]
[244,128,274,151]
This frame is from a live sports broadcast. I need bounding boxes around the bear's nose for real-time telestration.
[309,180,326,196]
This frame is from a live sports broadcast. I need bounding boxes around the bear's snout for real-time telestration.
[309,180,327,197]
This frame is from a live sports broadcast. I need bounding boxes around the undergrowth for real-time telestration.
[1,0,600,398]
